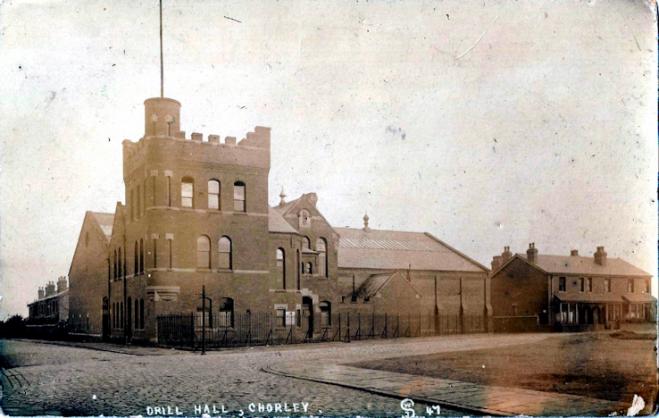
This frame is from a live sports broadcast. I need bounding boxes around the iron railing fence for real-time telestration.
[156,311,487,350]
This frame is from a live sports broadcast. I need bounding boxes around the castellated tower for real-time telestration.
[111,96,272,340]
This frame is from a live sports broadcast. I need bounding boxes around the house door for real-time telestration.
[302,296,313,337]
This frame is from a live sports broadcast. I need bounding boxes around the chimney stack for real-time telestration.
[501,246,513,261]
[570,249,579,256]
[57,276,68,293]
[491,255,503,271]
[526,242,538,263]
[45,281,56,297]
[38,287,45,299]
[594,246,607,266]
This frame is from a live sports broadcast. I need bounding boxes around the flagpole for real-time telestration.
[159,0,164,98]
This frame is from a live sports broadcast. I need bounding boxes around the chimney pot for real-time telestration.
[526,242,538,263]
[570,249,579,256]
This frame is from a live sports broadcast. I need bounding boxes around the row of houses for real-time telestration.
[27,96,656,342]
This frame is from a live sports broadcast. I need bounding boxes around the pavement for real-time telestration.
[263,363,623,416]
[0,332,618,417]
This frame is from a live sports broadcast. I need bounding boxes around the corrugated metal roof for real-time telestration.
[519,254,651,277]
[336,227,485,272]
[268,208,298,234]
[90,212,114,240]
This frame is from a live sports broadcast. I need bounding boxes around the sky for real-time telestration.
[0,0,656,318]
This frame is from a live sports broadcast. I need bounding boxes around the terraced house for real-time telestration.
[65,95,490,343]
[490,243,656,331]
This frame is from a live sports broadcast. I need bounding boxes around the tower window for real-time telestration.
[233,181,246,212]
[197,235,211,269]
[276,248,285,288]
[208,179,220,210]
[181,177,194,208]
[218,236,232,269]
[316,238,327,278]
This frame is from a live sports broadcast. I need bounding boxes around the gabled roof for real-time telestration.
[90,212,114,241]
[268,208,298,234]
[354,271,420,299]
[335,227,487,272]
[521,254,651,277]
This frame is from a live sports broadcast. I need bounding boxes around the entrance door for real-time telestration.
[302,296,313,338]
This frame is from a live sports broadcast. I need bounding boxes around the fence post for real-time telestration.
[190,312,195,350]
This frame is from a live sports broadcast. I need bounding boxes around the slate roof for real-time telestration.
[518,254,651,277]
[335,228,486,272]
[354,271,419,299]
[268,208,298,234]
[90,212,114,241]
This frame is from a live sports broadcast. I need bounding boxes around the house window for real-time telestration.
[316,238,327,278]
[208,179,220,210]
[320,301,331,327]
[628,279,634,293]
[285,311,296,326]
[276,308,286,327]
[197,235,211,269]
[218,298,234,327]
[559,277,566,292]
[579,277,585,292]
[644,279,650,293]
[276,248,285,288]
[605,278,611,292]
[134,299,139,329]
[181,177,194,208]
[233,181,246,212]
[305,262,313,275]
[298,210,311,228]
[218,236,232,269]
[587,277,592,292]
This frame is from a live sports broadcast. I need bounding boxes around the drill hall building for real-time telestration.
[67,96,490,343]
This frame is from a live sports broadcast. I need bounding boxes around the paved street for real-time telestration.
[1,333,558,416]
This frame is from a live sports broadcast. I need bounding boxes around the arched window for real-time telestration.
[298,209,311,228]
[118,247,122,277]
[134,241,139,275]
[197,235,211,269]
[316,238,327,278]
[113,250,117,279]
[219,297,234,327]
[181,177,194,208]
[233,181,246,212]
[276,248,286,288]
[302,236,311,251]
[208,179,220,210]
[134,299,139,329]
[140,238,144,273]
[218,236,232,269]
[320,301,331,327]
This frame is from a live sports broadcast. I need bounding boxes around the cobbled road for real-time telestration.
[0,333,556,416]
